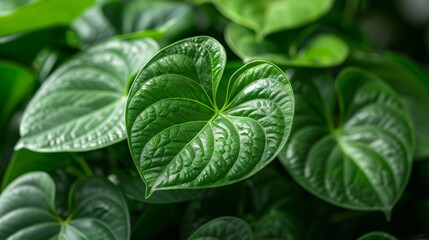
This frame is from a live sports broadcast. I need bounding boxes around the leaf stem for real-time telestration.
[65,166,85,178]
[71,153,93,176]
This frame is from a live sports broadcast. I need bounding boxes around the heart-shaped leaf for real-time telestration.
[16,38,158,152]
[0,0,95,36]
[187,217,252,240]
[278,68,414,217]
[212,0,334,39]
[351,50,429,159]
[126,36,294,197]
[0,172,129,239]
[225,23,349,67]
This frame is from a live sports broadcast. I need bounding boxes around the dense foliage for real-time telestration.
[0,0,428,239]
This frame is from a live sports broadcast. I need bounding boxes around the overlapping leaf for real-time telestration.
[0,172,129,239]
[279,68,414,216]
[126,36,294,197]
[16,38,158,152]
[212,0,334,39]
[71,3,117,48]
[351,50,429,158]
[123,1,195,45]
[0,0,95,36]
[225,23,349,67]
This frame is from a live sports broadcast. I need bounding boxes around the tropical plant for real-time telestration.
[0,0,428,239]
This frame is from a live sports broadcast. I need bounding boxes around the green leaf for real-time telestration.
[0,0,95,36]
[0,61,35,131]
[212,0,334,39]
[33,47,71,81]
[16,38,158,152]
[187,216,252,240]
[70,4,117,48]
[1,149,73,189]
[113,170,201,204]
[278,68,414,217]
[126,36,294,197]
[350,50,429,159]
[254,211,302,240]
[225,23,349,67]
[357,231,397,240]
[122,1,195,45]
[0,171,129,239]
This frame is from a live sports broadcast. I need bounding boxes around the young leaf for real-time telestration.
[126,36,294,197]
[225,23,349,67]
[278,68,414,217]
[0,0,95,36]
[0,172,129,239]
[187,216,252,240]
[16,38,158,152]
[212,0,334,39]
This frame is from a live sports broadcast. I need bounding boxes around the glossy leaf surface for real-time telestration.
[351,50,429,159]
[126,36,294,197]
[279,68,414,215]
[17,38,158,152]
[0,0,95,36]
[212,0,334,38]
[226,23,349,67]
[0,172,129,239]
[187,217,252,240]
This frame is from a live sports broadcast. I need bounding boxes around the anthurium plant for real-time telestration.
[0,0,428,239]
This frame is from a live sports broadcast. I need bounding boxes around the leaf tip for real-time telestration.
[383,209,392,221]
[145,187,155,199]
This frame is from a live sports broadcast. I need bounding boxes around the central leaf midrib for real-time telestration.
[143,72,215,109]
[147,117,215,194]
[149,111,269,192]
[336,139,391,208]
